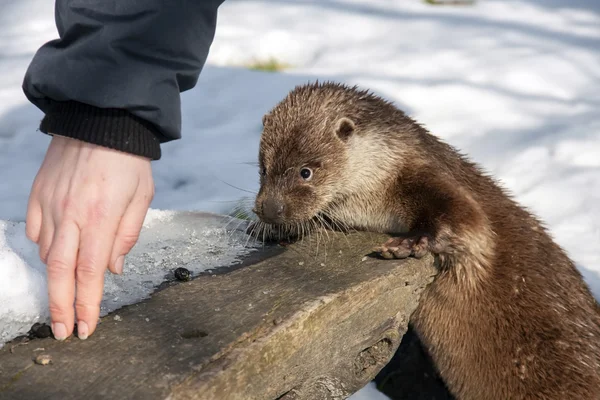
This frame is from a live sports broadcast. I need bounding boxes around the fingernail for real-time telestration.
[77,320,88,340]
[52,322,67,341]
[115,255,124,275]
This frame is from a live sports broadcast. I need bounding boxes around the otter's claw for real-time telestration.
[374,235,430,259]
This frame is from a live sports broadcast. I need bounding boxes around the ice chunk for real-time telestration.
[0,219,49,346]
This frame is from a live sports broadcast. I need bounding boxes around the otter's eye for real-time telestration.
[260,167,267,177]
[300,167,313,181]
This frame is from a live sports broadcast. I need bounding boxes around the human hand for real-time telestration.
[26,135,154,340]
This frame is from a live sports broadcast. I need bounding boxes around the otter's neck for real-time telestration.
[324,191,409,234]
[325,132,411,233]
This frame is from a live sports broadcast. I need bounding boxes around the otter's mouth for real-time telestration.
[246,211,349,244]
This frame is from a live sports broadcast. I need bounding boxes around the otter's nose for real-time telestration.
[261,198,285,223]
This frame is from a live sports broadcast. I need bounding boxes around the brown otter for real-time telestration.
[251,82,600,399]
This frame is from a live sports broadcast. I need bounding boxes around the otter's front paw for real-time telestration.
[374,236,430,259]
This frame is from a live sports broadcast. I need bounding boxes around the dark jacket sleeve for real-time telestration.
[22,0,224,160]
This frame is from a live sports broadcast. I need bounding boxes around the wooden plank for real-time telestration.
[0,229,436,400]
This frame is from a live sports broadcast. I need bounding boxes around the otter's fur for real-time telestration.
[253,82,600,400]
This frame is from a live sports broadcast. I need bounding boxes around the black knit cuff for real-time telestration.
[39,101,162,160]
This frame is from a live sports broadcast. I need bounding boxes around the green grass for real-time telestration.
[246,57,291,72]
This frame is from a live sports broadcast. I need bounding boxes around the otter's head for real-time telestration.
[253,82,403,227]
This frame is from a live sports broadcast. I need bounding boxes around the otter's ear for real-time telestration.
[334,117,355,141]
[262,113,271,127]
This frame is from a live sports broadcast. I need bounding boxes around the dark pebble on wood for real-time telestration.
[174,267,192,282]
[29,323,53,339]
[180,329,208,339]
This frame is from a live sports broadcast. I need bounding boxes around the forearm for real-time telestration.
[400,173,494,266]
[23,0,224,160]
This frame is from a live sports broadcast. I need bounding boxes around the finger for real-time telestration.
[108,189,152,275]
[75,220,120,339]
[46,220,80,340]
[108,196,150,275]
[25,194,42,243]
[38,211,55,263]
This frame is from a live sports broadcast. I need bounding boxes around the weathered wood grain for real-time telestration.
[0,230,436,400]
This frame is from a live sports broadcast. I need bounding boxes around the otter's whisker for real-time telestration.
[315,214,330,242]
[305,219,313,242]
[312,219,321,258]
[243,221,258,248]
[218,179,257,195]
[300,221,306,244]
[326,216,352,249]
[252,221,266,247]
[261,223,268,249]
[226,218,249,242]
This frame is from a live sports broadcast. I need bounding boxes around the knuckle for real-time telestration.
[75,301,100,319]
[55,196,80,220]
[118,232,140,251]
[26,226,39,243]
[140,188,155,207]
[39,188,54,204]
[148,185,156,200]
[86,200,110,223]
[142,177,155,199]
[48,301,69,320]
[46,257,73,279]
[59,196,75,213]
[39,249,49,264]
[30,177,44,196]
[76,260,100,281]
[119,221,143,246]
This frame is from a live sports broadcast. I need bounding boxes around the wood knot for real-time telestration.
[354,337,394,379]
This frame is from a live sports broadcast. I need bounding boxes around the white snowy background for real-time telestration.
[0,0,599,398]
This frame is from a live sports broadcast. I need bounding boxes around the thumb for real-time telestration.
[25,192,42,243]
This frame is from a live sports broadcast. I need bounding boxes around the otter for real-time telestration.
[251,82,600,399]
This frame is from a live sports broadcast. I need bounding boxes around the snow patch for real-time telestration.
[0,210,256,348]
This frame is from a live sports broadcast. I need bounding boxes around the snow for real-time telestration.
[0,0,599,398]
[0,209,255,347]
